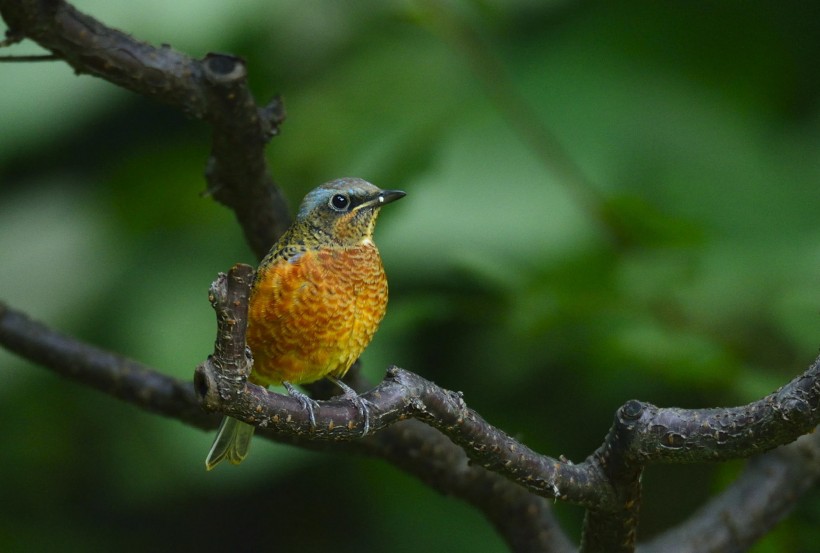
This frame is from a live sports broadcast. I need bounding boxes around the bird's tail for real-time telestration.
[205,416,255,470]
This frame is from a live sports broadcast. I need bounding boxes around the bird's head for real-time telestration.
[296,178,405,246]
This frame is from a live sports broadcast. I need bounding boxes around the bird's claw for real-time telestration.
[328,376,372,436]
[283,381,320,429]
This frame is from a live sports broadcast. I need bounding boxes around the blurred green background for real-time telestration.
[1,0,818,551]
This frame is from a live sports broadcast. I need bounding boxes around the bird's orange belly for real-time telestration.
[245,244,387,386]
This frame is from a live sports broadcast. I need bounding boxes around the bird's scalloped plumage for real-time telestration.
[247,243,387,385]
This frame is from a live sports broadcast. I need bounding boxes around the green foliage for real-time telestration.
[1,1,818,551]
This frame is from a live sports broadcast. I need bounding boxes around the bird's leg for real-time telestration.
[327,376,371,436]
[282,381,319,429]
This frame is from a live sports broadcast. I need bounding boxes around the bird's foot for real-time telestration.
[327,376,372,436]
[283,381,319,429]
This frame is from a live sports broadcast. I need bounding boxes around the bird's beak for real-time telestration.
[378,190,406,206]
[355,189,406,211]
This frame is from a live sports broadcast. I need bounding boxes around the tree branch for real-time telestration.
[0,0,289,257]
[195,264,819,553]
[0,302,208,427]
[641,431,820,553]
[0,298,570,552]
[578,356,819,553]
[3,294,817,552]
[195,265,615,508]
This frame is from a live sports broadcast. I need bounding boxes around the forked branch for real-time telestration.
[194,264,820,553]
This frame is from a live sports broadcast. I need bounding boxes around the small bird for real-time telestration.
[205,177,405,469]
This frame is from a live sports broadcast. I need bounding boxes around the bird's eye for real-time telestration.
[330,194,350,211]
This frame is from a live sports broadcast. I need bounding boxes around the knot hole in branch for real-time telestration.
[203,53,247,83]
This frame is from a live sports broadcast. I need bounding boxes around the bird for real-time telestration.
[205,177,405,470]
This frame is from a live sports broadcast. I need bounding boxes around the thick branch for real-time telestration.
[3,281,818,553]
[195,266,614,510]
[580,404,644,553]
[578,359,819,552]
[618,369,819,464]
[191,263,817,553]
[361,418,576,553]
[195,263,820,521]
[0,0,289,256]
[641,431,820,553]
[0,302,209,428]
[195,265,819,553]
[0,299,568,552]
[201,262,254,399]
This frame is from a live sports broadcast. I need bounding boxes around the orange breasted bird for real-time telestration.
[205,177,405,470]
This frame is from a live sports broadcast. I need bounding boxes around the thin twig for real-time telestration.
[416,0,619,246]
[0,53,57,61]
